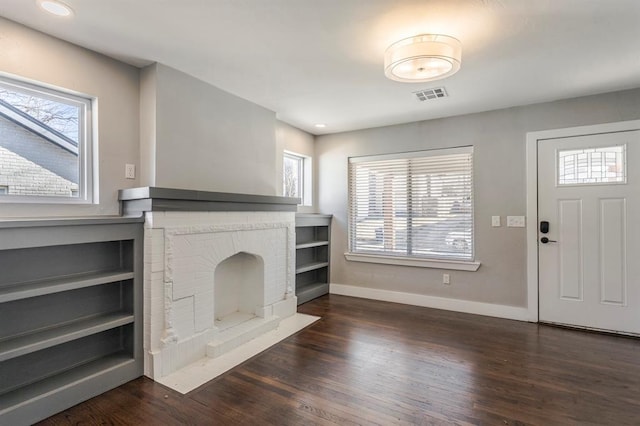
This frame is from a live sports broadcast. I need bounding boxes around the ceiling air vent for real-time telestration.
[413,87,448,102]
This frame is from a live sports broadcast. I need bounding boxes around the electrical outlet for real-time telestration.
[125,163,136,179]
[443,273,450,285]
[491,216,501,227]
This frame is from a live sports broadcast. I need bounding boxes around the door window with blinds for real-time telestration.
[348,147,474,261]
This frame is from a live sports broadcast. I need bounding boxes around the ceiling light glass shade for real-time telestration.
[384,34,461,83]
[37,0,74,17]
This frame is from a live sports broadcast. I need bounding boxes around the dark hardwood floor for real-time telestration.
[38,295,640,425]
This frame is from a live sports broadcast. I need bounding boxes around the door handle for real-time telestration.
[540,237,557,244]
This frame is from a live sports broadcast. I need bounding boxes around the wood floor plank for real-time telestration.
[37,294,640,425]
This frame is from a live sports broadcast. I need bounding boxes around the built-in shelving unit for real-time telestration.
[0,218,143,426]
[295,214,332,305]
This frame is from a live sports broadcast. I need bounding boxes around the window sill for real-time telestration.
[344,252,481,271]
[0,196,92,205]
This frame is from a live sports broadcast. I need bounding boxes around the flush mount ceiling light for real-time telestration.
[384,34,461,83]
[37,0,74,17]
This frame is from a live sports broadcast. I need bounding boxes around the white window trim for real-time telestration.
[347,145,478,269]
[344,252,481,271]
[283,150,312,206]
[0,74,95,205]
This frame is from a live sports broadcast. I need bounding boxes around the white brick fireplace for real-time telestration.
[119,188,299,380]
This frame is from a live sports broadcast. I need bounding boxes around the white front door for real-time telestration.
[538,129,640,334]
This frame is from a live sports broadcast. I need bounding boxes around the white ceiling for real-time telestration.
[1,0,639,135]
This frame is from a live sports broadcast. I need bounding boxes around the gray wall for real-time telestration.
[139,65,157,188]
[0,17,140,217]
[141,63,279,196]
[0,19,290,218]
[316,88,640,308]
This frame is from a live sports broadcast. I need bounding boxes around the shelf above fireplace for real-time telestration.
[119,187,300,216]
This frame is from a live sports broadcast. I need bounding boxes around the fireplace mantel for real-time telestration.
[119,187,299,216]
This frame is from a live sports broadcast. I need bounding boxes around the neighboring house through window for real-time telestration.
[348,146,474,264]
[0,75,94,203]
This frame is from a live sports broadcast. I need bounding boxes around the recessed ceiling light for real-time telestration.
[314,124,327,128]
[37,0,74,17]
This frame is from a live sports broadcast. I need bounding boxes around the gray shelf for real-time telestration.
[0,312,134,362]
[295,214,332,305]
[0,221,143,425]
[0,216,143,230]
[296,240,329,249]
[297,283,330,305]
[296,261,330,274]
[119,186,299,216]
[0,352,135,423]
[0,270,135,303]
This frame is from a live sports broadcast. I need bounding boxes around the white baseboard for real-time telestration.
[330,283,531,322]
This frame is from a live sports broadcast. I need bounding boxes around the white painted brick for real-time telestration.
[151,229,165,249]
[172,297,195,339]
[151,261,164,274]
[273,296,297,319]
[144,211,296,379]
[194,289,214,332]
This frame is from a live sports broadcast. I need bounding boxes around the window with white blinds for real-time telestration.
[348,146,474,261]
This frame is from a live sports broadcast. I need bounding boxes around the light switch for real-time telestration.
[507,215,526,227]
[491,216,501,227]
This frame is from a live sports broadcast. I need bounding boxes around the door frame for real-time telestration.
[525,119,640,323]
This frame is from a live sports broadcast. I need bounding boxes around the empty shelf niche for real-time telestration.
[0,280,134,362]
[0,240,135,303]
[295,214,332,305]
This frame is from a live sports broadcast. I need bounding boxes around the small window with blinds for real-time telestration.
[348,147,474,262]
